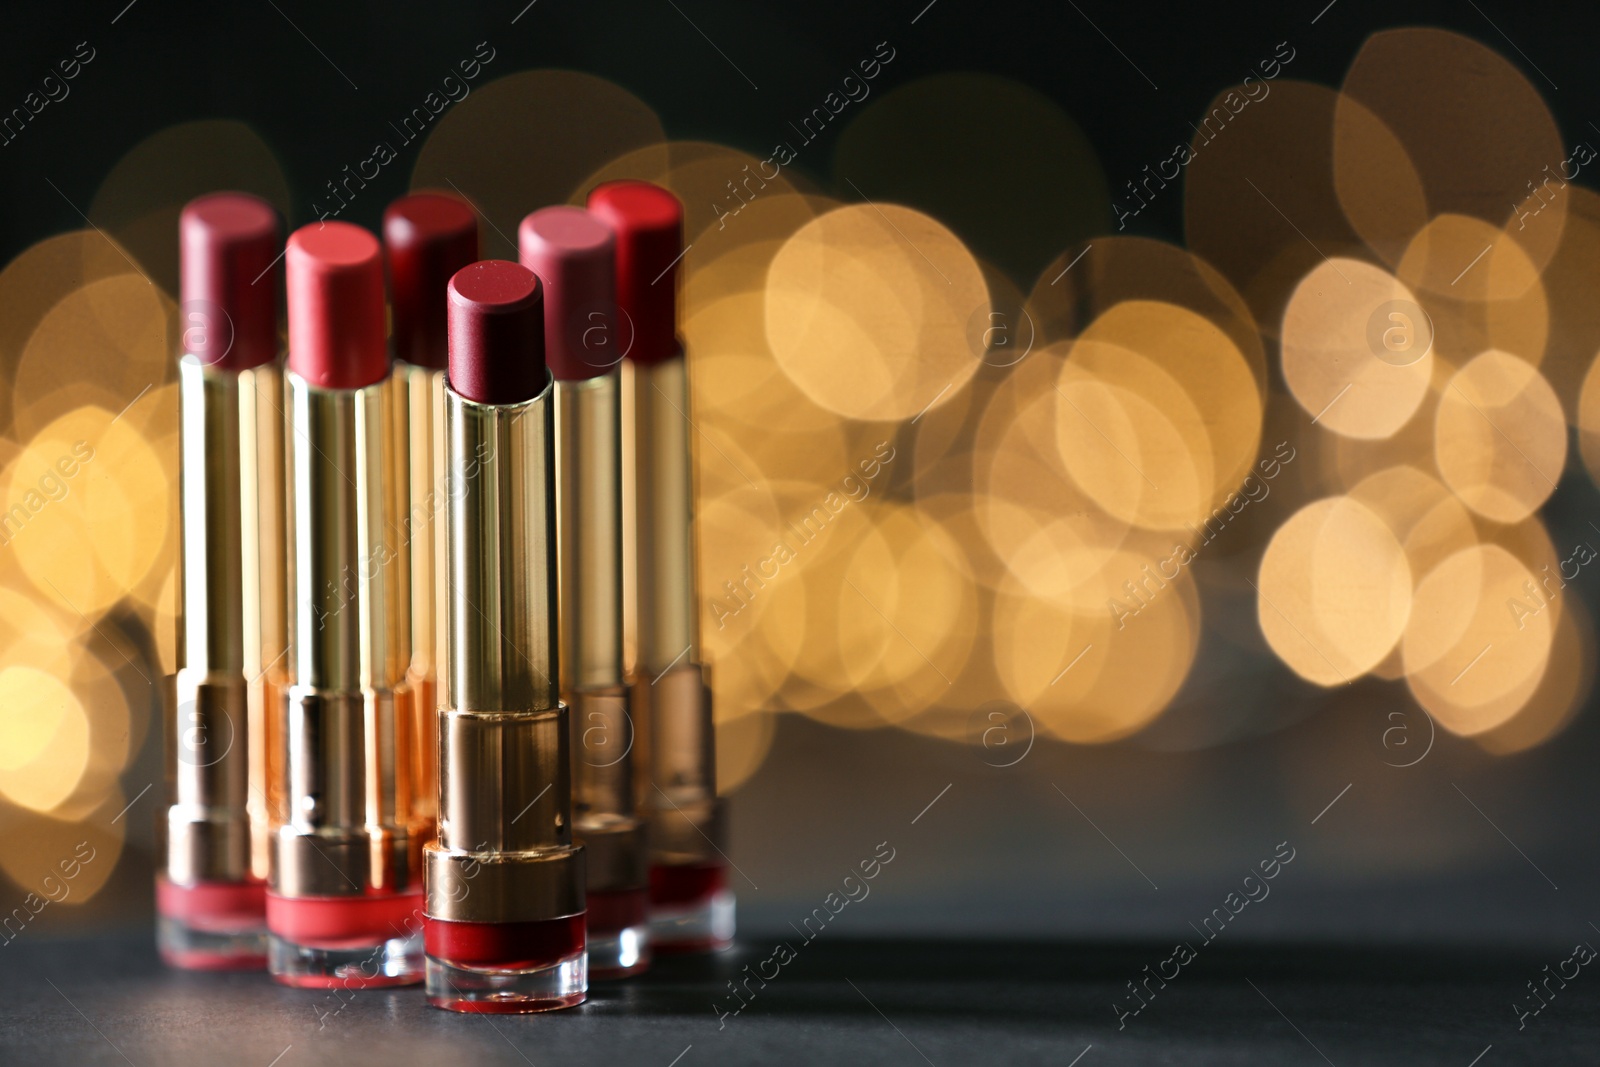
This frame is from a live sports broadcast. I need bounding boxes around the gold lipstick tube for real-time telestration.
[630,355,732,951]
[162,357,284,966]
[268,371,426,985]
[394,364,445,832]
[423,377,587,1010]
[557,369,648,974]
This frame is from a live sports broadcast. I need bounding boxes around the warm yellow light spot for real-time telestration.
[1079,300,1262,506]
[1403,544,1552,735]
[0,587,74,677]
[993,549,1198,744]
[1475,598,1591,755]
[1577,351,1600,486]
[699,482,783,644]
[1435,351,1564,524]
[1396,215,1548,366]
[978,373,1138,603]
[1349,466,1479,680]
[0,667,89,812]
[840,505,975,708]
[1026,236,1268,393]
[1348,466,1479,582]
[1281,258,1433,439]
[9,405,170,614]
[765,203,987,422]
[15,274,173,440]
[1257,496,1411,685]
[1054,356,1211,531]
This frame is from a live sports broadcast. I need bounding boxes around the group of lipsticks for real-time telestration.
[160,182,730,1012]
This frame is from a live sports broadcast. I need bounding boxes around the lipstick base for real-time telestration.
[649,863,735,954]
[424,954,587,1013]
[269,931,425,988]
[587,887,651,979]
[266,891,426,988]
[424,915,587,1013]
[156,877,269,970]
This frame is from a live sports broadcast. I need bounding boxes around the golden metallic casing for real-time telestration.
[425,379,585,924]
[394,362,445,830]
[272,371,424,898]
[168,356,286,886]
[627,355,725,867]
[556,370,645,893]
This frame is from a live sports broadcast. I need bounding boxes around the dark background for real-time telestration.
[2,0,1598,988]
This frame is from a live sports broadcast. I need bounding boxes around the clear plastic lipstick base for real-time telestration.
[157,915,269,971]
[268,930,424,989]
[155,876,269,970]
[651,888,735,954]
[425,950,587,1013]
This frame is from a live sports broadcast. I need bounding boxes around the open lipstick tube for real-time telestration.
[588,181,733,953]
[382,192,478,848]
[268,221,427,988]
[423,260,587,1013]
[520,206,650,979]
[162,193,285,970]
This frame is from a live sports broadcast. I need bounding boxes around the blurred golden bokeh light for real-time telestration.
[1404,543,1553,735]
[1434,350,1564,524]
[1257,496,1411,686]
[765,202,988,422]
[1281,258,1433,439]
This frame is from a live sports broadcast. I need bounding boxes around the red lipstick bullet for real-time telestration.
[424,260,588,1012]
[383,192,479,867]
[588,181,733,954]
[270,221,429,988]
[162,192,285,970]
[522,206,650,978]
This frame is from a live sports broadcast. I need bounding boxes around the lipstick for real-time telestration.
[520,206,649,979]
[269,221,427,988]
[383,192,478,850]
[588,181,732,953]
[424,260,587,1012]
[162,192,284,970]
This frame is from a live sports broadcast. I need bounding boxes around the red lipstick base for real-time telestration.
[266,891,426,988]
[586,888,652,979]
[648,863,735,955]
[156,875,269,970]
[424,914,587,1013]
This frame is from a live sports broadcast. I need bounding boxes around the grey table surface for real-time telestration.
[0,929,1594,1065]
